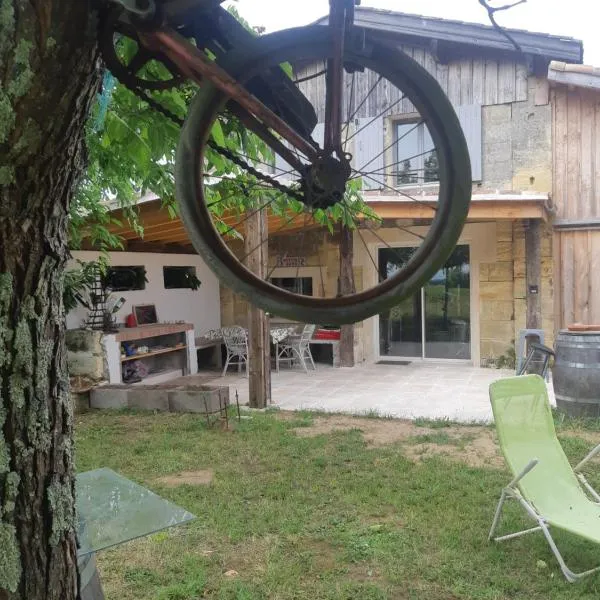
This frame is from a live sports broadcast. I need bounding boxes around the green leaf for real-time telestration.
[211,120,226,147]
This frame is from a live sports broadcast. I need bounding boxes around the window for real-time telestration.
[104,266,146,291]
[163,266,201,290]
[395,120,439,186]
[270,277,313,296]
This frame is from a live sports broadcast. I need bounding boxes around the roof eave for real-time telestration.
[315,9,583,64]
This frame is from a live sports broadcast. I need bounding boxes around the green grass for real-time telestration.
[75,410,600,599]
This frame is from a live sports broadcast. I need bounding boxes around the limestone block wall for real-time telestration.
[482,76,552,193]
[66,329,107,383]
[479,220,553,367]
[512,220,554,349]
[479,221,515,363]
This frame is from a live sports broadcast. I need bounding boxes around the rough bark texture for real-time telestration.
[339,226,355,367]
[0,2,100,598]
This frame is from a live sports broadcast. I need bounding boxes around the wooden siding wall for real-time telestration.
[294,43,533,187]
[296,45,528,121]
[552,87,600,327]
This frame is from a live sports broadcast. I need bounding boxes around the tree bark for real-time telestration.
[0,3,100,598]
[339,226,355,367]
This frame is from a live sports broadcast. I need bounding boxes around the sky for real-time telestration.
[225,0,598,65]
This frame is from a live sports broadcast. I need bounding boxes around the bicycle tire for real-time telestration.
[176,25,471,325]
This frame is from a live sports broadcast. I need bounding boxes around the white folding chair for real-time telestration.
[276,324,316,373]
[221,326,248,376]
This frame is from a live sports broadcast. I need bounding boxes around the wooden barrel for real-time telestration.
[554,329,600,417]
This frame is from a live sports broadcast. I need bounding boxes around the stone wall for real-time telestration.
[66,329,107,383]
[479,220,554,367]
[512,220,554,350]
[482,76,552,193]
[479,221,515,364]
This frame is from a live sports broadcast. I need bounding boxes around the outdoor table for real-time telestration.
[77,468,195,600]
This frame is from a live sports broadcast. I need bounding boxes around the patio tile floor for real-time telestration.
[192,362,555,423]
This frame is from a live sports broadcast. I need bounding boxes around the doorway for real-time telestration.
[378,245,471,360]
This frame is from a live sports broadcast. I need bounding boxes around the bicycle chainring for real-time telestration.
[100,6,183,91]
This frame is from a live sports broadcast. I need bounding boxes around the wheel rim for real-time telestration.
[176,27,471,324]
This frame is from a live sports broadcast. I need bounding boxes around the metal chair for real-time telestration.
[221,326,248,376]
[517,342,555,379]
[276,324,316,373]
[516,328,545,375]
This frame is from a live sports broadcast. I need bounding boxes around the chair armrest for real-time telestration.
[508,459,539,489]
[574,443,600,473]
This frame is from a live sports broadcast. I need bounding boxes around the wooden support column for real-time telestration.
[245,207,271,408]
[339,225,356,367]
[525,219,542,330]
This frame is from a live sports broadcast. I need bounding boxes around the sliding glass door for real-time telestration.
[378,245,471,360]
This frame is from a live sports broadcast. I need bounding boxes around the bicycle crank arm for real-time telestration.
[144,27,320,162]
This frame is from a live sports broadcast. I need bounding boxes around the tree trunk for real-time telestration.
[0,3,100,598]
[339,226,355,367]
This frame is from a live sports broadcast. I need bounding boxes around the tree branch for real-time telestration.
[478,0,527,53]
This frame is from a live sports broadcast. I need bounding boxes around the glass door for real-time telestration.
[378,245,470,360]
[378,247,422,358]
[424,246,470,359]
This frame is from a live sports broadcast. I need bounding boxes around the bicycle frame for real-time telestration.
[128,0,356,166]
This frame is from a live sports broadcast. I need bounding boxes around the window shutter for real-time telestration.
[354,117,384,190]
[455,105,482,181]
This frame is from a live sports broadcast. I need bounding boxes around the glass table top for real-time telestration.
[76,468,195,558]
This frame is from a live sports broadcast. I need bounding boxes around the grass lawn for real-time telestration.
[75,409,600,599]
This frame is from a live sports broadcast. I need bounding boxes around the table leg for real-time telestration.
[79,553,105,600]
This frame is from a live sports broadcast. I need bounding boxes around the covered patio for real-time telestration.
[179,362,556,423]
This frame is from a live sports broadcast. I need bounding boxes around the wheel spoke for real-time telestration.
[355,173,439,213]
[345,94,406,144]
[345,74,382,124]
[219,197,278,239]
[356,120,424,175]
[356,226,384,283]
[239,209,303,264]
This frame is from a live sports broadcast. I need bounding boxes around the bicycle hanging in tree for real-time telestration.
[100,0,472,325]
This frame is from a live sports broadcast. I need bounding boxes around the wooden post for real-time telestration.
[339,225,356,367]
[525,219,542,331]
[245,208,271,408]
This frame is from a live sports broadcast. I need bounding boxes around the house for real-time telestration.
[73,9,585,369]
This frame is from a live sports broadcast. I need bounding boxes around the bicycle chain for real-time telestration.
[124,82,305,200]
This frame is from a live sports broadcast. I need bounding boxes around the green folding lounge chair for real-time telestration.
[489,375,600,583]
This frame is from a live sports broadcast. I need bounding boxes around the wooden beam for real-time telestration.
[245,207,271,409]
[339,225,355,367]
[123,241,195,254]
[367,200,548,221]
[525,219,541,329]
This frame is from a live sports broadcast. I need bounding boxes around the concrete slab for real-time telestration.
[194,362,556,423]
[90,386,129,409]
[169,386,229,414]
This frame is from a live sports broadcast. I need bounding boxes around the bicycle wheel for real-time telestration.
[176,25,471,325]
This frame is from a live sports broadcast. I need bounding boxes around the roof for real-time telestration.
[88,192,550,252]
[316,7,583,64]
[548,61,600,91]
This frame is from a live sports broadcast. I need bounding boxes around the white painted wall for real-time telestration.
[66,251,221,336]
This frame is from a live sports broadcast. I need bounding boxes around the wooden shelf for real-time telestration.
[121,345,186,363]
